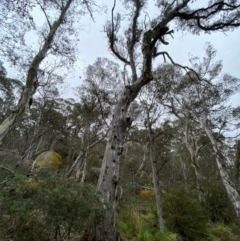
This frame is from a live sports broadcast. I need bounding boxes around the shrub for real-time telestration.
[117,210,179,241]
[163,190,209,241]
[201,181,235,223]
[207,223,240,241]
[0,169,103,240]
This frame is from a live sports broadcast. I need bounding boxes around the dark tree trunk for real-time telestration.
[235,140,240,182]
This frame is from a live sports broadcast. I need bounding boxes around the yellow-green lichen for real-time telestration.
[33,151,62,170]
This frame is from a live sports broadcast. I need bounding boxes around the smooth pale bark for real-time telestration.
[81,24,156,240]
[184,123,201,178]
[0,0,74,144]
[195,115,240,221]
[66,150,83,178]
[66,137,104,179]
[81,1,195,237]
[136,144,148,175]
[76,154,84,181]
[171,109,203,183]
[147,121,165,230]
[49,132,62,151]
[182,115,205,190]
[19,113,45,167]
[81,150,89,183]
[81,86,136,241]
[179,156,188,184]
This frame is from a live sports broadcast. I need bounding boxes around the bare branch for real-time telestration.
[82,0,96,21]
[0,165,14,175]
[154,51,200,81]
[128,0,143,82]
[107,0,130,65]
[176,1,240,32]
[36,0,52,29]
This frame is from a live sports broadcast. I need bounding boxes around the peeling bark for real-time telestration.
[82,0,240,238]
[81,24,157,240]
[81,86,136,240]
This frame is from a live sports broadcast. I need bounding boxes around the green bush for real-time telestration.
[117,210,179,241]
[0,169,103,241]
[207,223,240,241]
[201,181,235,223]
[163,190,209,241]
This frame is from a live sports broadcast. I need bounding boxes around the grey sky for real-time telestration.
[66,1,240,105]
[3,0,240,104]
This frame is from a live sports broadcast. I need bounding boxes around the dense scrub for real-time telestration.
[116,183,240,241]
[0,169,103,241]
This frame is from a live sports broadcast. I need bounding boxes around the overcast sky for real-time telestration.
[64,0,240,105]
[4,0,240,105]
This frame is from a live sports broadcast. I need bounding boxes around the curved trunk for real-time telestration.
[136,144,148,175]
[65,150,83,178]
[193,113,240,221]
[203,125,240,221]
[0,0,74,144]
[183,114,203,186]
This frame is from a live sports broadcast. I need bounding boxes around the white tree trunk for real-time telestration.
[81,151,89,183]
[196,116,240,221]
[65,150,83,178]
[0,0,74,144]
[149,144,165,230]
[81,85,138,241]
[136,144,148,175]
[147,118,165,230]
[81,21,155,241]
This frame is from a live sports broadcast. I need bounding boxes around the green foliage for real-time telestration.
[117,211,179,241]
[117,192,180,241]
[163,190,209,241]
[208,223,240,241]
[201,181,235,223]
[0,169,103,240]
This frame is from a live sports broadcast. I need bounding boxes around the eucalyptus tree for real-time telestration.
[82,1,240,240]
[0,62,23,120]
[165,79,208,185]
[66,58,120,181]
[139,75,171,230]
[169,44,240,220]
[0,66,73,170]
[0,0,98,144]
